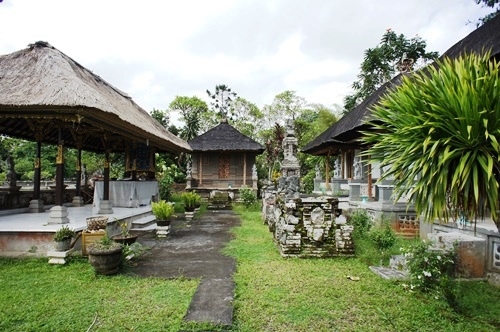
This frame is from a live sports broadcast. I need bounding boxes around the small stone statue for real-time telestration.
[334,158,341,178]
[315,164,321,180]
[252,164,257,179]
[186,160,192,179]
[353,156,362,180]
[5,155,16,188]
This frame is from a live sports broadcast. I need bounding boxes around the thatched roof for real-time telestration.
[0,41,191,153]
[302,15,500,156]
[189,120,264,153]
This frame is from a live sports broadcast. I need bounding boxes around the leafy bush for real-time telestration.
[239,186,257,207]
[370,222,396,252]
[151,200,175,220]
[157,171,174,200]
[53,225,76,241]
[348,210,372,237]
[401,241,456,295]
[181,191,201,209]
[301,170,315,194]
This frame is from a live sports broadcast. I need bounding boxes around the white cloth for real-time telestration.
[94,181,159,208]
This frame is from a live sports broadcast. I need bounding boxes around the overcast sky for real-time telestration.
[0,0,493,123]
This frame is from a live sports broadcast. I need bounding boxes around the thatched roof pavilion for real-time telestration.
[0,41,190,153]
[189,120,264,153]
[187,120,264,198]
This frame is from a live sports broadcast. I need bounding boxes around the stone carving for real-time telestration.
[353,156,362,180]
[334,157,341,179]
[5,155,16,188]
[315,164,321,180]
[252,164,257,179]
[186,160,192,180]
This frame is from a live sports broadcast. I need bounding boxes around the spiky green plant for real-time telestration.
[363,51,500,231]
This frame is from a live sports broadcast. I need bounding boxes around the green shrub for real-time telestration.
[348,210,372,237]
[151,200,175,220]
[239,186,257,207]
[181,191,201,209]
[53,225,76,241]
[157,172,174,200]
[370,222,396,252]
[401,241,456,294]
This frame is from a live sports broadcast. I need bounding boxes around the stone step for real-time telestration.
[131,215,156,230]
[131,223,157,232]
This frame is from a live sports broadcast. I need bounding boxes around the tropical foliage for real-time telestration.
[344,29,438,113]
[363,52,500,231]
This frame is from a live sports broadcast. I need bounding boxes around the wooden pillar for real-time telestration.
[33,140,42,200]
[243,153,247,186]
[199,154,203,186]
[325,150,331,190]
[367,155,373,199]
[55,129,65,206]
[103,148,110,201]
[75,148,82,197]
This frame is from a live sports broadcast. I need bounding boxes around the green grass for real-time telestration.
[0,256,198,332]
[1,205,499,331]
[226,204,500,332]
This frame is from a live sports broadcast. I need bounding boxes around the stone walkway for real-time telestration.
[126,210,240,327]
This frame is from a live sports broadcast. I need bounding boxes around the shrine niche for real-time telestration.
[187,119,264,200]
[125,143,156,180]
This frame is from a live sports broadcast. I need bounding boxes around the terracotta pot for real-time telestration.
[88,246,123,275]
[112,235,138,246]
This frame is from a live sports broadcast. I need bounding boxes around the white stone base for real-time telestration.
[156,225,170,238]
[29,199,44,213]
[98,200,113,214]
[185,211,195,221]
[47,248,74,264]
[72,195,84,207]
[47,205,69,224]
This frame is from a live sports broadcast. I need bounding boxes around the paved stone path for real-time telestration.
[127,210,240,327]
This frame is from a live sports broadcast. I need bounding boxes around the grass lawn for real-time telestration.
[0,204,498,331]
[226,204,500,332]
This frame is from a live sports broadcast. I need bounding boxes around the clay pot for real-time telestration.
[88,246,123,275]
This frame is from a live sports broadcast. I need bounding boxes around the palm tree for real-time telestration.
[363,52,500,231]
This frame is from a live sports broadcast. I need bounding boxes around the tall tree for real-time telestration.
[169,96,208,141]
[266,90,307,127]
[229,97,264,140]
[150,108,170,128]
[206,84,237,121]
[475,0,500,25]
[344,29,438,113]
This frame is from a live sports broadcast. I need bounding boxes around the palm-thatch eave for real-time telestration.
[0,41,191,154]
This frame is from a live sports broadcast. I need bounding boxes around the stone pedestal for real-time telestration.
[313,178,322,192]
[156,225,170,238]
[185,211,195,221]
[72,195,84,207]
[331,179,348,193]
[348,179,367,201]
[98,200,113,214]
[48,205,69,224]
[378,184,395,203]
[47,248,74,264]
[29,199,44,213]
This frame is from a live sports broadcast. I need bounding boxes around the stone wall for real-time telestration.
[263,193,354,258]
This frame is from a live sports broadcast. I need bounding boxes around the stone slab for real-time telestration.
[369,266,408,280]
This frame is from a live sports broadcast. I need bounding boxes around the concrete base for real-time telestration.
[47,205,69,224]
[29,199,44,213]
[71,195,84,207]
[98,200,113,214]
[348,179,367,201]
[156,225,170,238]
[47,248,74,264]
[185,211,195,221]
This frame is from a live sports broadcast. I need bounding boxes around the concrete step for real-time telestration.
[131,215,156,230]
[131,223,157,232]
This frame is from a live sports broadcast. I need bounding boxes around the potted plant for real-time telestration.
[181,191,201,212]
[112,219,138,245]
[87,235,123,275]
[53,225,76,251]
[152,200,175,226]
